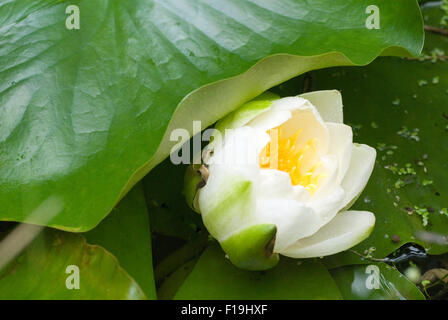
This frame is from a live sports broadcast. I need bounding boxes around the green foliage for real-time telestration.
[174,243,343,300]
[0,229,146,299]
[0,0,423,231]
[0,0,439,300]
[441,0,448,26]
[330,263,425,300]
[307,56,448,267]
[84,184,156,299]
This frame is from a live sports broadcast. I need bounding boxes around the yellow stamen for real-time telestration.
[259,126,325,194]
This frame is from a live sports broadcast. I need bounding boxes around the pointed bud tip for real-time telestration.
[183,164,209,213]
[221,224,279,271]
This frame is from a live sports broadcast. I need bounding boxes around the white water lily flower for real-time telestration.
[184,90,376,270]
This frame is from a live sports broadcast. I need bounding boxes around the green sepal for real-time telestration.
[182,164,204,213]
[214,92,279,134]
[221,224,279,271]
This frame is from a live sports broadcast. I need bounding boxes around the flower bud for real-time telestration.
[184,90,376,270]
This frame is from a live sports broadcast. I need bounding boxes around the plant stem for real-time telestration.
[154,232,208,282]
[424,25,448,36]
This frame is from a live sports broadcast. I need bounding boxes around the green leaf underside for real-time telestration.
[0,229,146,299]
[0,0,423,231]
[214,99,274,133]
[330,263,425,300]
[182,164,203,213]
[174,243,342,300]
[84,183,156,299]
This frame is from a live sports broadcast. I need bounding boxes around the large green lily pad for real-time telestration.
[0,229,146,299]
[84,183,156,299]
[174,243,342,299]
[0,0,423,231]
[172,243,425,299]
[330,263,425,300]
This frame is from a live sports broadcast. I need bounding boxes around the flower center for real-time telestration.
[259,126,325,194]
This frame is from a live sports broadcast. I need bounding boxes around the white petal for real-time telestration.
[269,96,309,112]
[210,126,269,169]
[199,127,267,230]
[307,156,346,233]
[299,90,343,123]
[326,122,353,184]
[198,165,258,242]
[247,96,322,135]
[248,96,331,174]
[308,185,345,227]
[257,169,310,202]
[247,109,292,132]
[280,210,375,258]
[255,199,320,252]
[198,164,254,216]
[275,99,327,140]
[339,144,377,210]
[312,154,339,198]
[214,99,274,133]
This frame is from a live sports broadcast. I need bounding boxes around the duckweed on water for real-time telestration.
[385,163,398,173]
[363,246,376,258]
[377,143,398,152]
[392,98,401,106]
[414,206,430,227]
[398,164,417,176]
[397,126,420,142]
[377,142,386,151]
[415,159,424,167]
[417,48,447,63]
[385,163,417,177]
[395,179,405,189]
[378,145,396,160]
[440,208,448,218]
